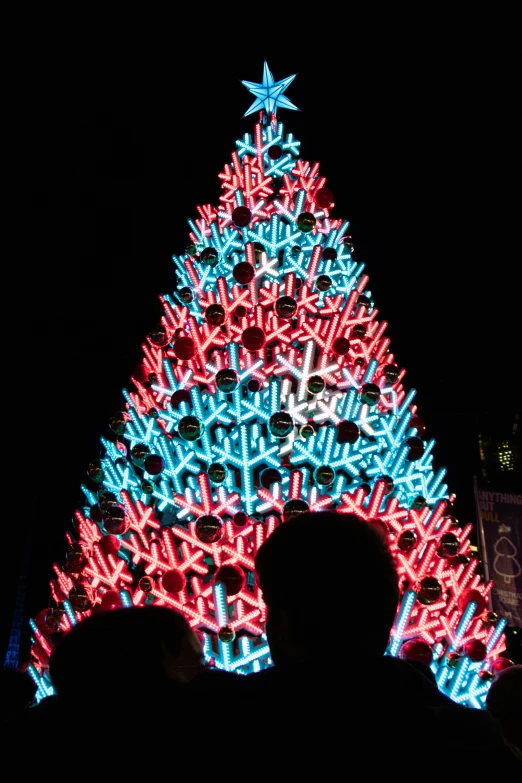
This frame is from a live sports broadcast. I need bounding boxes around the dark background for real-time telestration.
[8,32,519,662]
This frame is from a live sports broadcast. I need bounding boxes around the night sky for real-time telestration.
[8,40,518,661]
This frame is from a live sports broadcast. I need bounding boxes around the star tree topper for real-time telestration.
[242,62,299,118]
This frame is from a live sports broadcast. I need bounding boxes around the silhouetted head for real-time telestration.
[49,605,203,708]
[0,667,37,721]
[486,664,522,750]
[255,511,399,666]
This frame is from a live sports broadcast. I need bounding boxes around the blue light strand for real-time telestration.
[449,656,470,700]
[213,582,232,670]
[452,602,477,648]
[119,590,132,607]
[388,590,416,656]
[486,617,507,652]
[63,600,77,627]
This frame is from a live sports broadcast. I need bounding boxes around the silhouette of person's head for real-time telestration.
[486,664,522,750]
[255,511,399,666]
[49,605,203,710]
[0,667,37,721]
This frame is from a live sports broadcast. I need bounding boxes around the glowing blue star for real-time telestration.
[242,62,299,118]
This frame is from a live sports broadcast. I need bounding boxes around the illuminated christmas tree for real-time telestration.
[28,63,511,707]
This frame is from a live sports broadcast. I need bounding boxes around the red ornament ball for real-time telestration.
[235,305,247,318]
[233,262,255,285]
[333,337,350,355]
[247,379,261,393]
[100,590,122,611]
[232,206,251,227]
[162,569,186,594]
[214,564,245,596]
[171,389,192,408]
[144,454,164,475]
[409,416,426,437]
[133,363,150,383]
[405,437,425,461]
[267,145,282,160]
[491,657,514,675]
[98,535,120,557]
[315,187,333,208]
[233,512,248,527]
[463,639,487,662]
[242,326,265,351]
[173,336,196,361]
[195,514,222,544]
[400,639,433,667]
[457,589,487,616]
[337,420,359,444]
